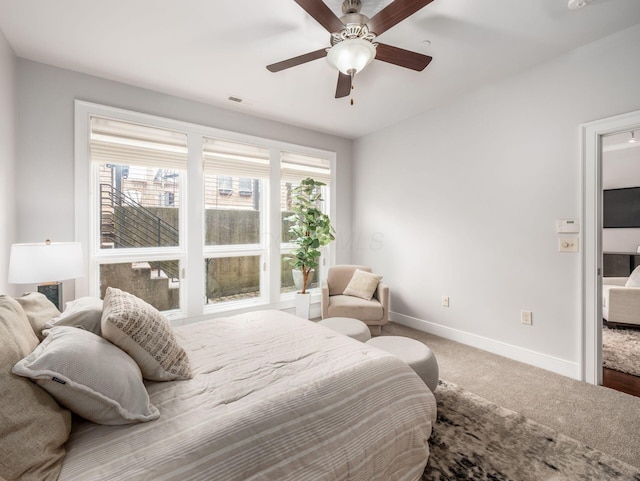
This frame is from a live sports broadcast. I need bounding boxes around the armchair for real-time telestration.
[321,265,389,335]
[602,276,640,327]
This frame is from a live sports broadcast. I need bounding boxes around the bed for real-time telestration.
[2,293,437,481]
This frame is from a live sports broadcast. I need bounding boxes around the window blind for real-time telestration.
[202,138,270,178]
[281,151,331,185]
[90,116,188,170]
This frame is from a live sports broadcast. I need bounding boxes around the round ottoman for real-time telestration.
[366,336,439,392]
[318,317,372,342]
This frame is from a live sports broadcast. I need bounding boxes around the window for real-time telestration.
[217,176,233,196]
[161,192,175,207]
[280,151,332,296]
[89,116,186,311]
[202,138,270,306]
[75,101,335,319]
[239,178,253,197]
[205,255,261,304]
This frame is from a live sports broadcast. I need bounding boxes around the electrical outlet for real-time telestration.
[442,296,449,307]
[521,310,533,325]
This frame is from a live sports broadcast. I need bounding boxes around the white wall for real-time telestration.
[352,24,640,379]
[602,145,640,252]
[16,60,353,299]
[0,29,16,295]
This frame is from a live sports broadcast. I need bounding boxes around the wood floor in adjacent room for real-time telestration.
[603,368,640,397]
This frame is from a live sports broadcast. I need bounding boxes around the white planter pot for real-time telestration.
[292,269,315,291]
[295,292,311,319]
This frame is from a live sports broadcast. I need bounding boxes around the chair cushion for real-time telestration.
[327,265,372,296]
[327,294,384,321]
[344,269,383,301]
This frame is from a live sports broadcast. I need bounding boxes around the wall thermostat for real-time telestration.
[556,219,580,234]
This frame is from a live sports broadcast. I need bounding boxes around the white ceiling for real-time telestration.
[603,129,640,153]
[1,0,640,139]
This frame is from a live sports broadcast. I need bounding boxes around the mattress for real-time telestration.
[58,310,437,481]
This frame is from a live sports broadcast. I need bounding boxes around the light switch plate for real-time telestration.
[556,219,580,234]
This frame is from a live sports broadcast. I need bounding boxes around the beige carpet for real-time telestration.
[381,322,640,469]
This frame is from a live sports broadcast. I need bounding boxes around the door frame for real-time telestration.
[582,109,640,384]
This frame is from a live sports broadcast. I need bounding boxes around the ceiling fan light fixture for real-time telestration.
[327,38,376,76]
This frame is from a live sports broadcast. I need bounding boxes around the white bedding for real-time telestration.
[58,310,437,481]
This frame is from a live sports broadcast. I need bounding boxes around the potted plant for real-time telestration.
[287,177,335,318]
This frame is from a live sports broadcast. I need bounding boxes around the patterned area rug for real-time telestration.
[603,326,640,377]
[422,381,640,481]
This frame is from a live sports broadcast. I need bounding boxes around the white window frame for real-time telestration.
[74,101,336,321]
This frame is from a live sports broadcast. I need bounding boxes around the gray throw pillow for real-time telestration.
[13,326,160,425]
[15,292,61,340]
[45,296,103,336]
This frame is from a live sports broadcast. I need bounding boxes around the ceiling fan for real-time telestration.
[266,0,434,100]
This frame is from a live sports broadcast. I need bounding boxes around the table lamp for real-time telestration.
[8,240,84,310]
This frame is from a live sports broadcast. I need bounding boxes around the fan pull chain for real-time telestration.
[350,82,355,106]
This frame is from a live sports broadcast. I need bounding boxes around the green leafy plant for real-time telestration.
[287,177,336,294]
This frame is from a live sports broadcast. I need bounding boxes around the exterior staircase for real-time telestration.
[100,184,180,305]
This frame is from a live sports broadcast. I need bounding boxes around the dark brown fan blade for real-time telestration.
[375,43,432,71]
[367,0,434,36]
[266,48,328,72]
[335,72,352,98]
[294,0,345,33]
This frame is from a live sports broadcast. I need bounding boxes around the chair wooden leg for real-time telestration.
[369,325,382,336]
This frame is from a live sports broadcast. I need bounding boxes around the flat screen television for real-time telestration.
[603,187,640,228]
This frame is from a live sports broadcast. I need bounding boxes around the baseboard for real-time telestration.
[391,311,581,380]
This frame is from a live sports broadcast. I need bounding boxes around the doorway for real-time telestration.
[582,109,640,388]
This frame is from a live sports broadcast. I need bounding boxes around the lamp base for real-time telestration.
[38,282,63,311]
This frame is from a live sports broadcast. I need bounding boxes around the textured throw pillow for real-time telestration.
[343,269,383,301]
[12,326,159,425]
[45,296,103,336]
[0,296,71,481]
[625,265,640,287]
[15,292,61,341]
[101,287,192,381]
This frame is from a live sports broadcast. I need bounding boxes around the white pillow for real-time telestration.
[101,287,192,381]
[12,326,160,425]
[625,265,640,287]
[45,296,104,336]
[343,269,383,301]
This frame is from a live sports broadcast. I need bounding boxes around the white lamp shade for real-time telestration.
[327,38,376,76]
[8,242,84,284]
